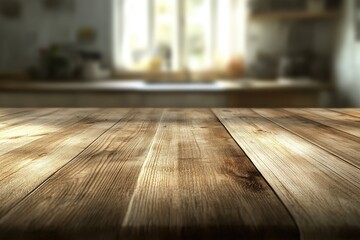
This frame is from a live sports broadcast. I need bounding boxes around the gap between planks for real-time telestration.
[213,108,360,239]
[0,109,166,238]
[0,109,35,118]
[329,108,360,119]
[122,109,166,225]
[286,108,360,139]
[0,109,298,239]
[253,109,360,169]
[0,111,123,219]
[121,109,297,238]
[0,109,130,218]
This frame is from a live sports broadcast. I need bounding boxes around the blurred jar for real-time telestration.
[136,57,162,72]
[226,56,245,78]
[83,60,110,81]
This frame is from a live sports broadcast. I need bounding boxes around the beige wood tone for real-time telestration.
[121,109,296,238]
[0,109,297,239]
[0,109,30,118]
[213,108,360,239]
[0,109,96,155]
[331,108,360,118]
[0,108,359,239]
[0,109,128,217]
[286,108,360,138]
[0,109,164,239]
[253,109,360,168]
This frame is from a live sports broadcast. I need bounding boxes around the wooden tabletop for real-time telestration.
[0,108,359,240]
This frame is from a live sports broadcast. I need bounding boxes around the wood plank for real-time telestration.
[0,109,119,153]
[330,109,360,118]
[0,109,108,158]
[0,109,49,121]
[0,109,62,130]
[0,109,30,118]
[285,109,360,138]
[0,109,56,130]
[121,109,297,239]
[0,109,128,218]
[0,109,164,239]
[213,109,360,239]
[253,109,360,168]
[0,109,298,239]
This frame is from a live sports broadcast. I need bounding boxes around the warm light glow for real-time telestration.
[119,0,248,72]
[121,0,151,69]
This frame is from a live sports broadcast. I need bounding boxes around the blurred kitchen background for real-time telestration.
[0,0,358,108]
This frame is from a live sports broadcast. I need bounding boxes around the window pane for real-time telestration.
[154,0,176,71]
[214,0,246,72]
[120,0,247,74]
[122,0,150,70]
[185,0,211,71]
[215,0,231,69]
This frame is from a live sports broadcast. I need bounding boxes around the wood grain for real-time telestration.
[330,109,360,118]
[253,109,360,168]
[214,108,360,239]
[0,108,359,239]
[0,109,298,239]
[286,108,360,138]
[0,109,128,218]
[121,109,297,239]
[0,109,29,118]
[0,109,164,239]
[0,109,87,155]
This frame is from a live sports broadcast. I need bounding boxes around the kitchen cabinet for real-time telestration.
[0,80,331,107]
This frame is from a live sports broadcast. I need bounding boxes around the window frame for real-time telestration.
[117,0,246,80]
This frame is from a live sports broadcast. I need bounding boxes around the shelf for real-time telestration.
[249,11,340,21]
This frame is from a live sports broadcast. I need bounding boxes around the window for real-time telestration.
[119,0,247,76]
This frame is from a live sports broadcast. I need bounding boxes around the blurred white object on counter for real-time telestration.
[82,60,110,81]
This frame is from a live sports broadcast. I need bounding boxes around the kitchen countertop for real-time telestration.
[0,108,358,239]
[0,79,331,93]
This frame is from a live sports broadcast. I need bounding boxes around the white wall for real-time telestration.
[0,0,75,71]
[111,0,123,69]
[246,18,336,79]
[0,0,114,71]
[335,0,360,107]
[75,0,114,66]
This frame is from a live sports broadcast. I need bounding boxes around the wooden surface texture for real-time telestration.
[0,108,359,239]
